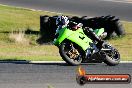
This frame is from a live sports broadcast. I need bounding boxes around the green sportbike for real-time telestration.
[53,26,120,66]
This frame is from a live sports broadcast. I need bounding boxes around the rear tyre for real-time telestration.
[59,41,82,66]
[114,21,125,36]
[80,15,125,39]
[40,15,50,36]
[102,43,120,66]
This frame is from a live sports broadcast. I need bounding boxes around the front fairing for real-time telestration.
[53,27,73,46]
[67,28,93,51]
[53,27,93,51]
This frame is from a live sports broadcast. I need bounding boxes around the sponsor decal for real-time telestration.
[76,66,131,85]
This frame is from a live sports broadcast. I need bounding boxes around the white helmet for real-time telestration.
[56,15,69,26]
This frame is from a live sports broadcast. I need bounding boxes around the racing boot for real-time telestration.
[84,27,104,50]
[87,29,104,50]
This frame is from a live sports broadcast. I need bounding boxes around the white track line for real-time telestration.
[120,61,132,63]
[101,0,132,3]
[30,61,132,63]
[0,61,132,63]
[30,61,66,64]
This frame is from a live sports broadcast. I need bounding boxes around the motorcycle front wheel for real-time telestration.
[59,41,82,66]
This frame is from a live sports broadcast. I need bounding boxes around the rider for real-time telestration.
[54,15,104,58]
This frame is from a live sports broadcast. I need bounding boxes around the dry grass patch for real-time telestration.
[9,31,30,45]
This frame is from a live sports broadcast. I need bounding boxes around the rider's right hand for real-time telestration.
[68,22,83,30]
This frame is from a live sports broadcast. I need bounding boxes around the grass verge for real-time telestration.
[0,4,132,61]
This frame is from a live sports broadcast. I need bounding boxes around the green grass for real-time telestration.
[0,5,58,32]
[0,5,62,61]
[0,4,132,61]
[0,43,62,61]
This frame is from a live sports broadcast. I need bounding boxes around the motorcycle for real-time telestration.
[53,25,120,66]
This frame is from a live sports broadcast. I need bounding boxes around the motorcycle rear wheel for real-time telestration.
[102,43,120,66]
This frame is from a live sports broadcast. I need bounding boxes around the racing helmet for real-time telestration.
[56,15,69,26]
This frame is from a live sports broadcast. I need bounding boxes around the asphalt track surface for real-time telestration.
[0,0,132,21]
[0,62,131,88]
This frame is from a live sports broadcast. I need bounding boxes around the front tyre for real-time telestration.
[101,43,120,66]
[59,41,82,66]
